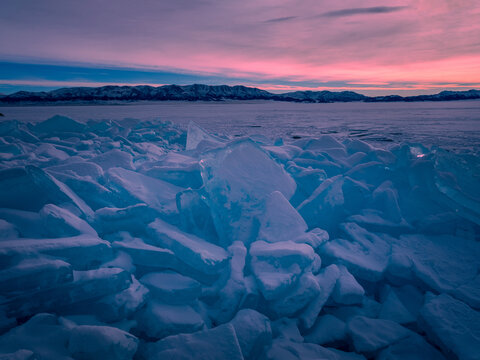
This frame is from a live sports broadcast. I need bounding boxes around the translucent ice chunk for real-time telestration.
[304,314,347,346]
[186,121,225,151]
[297,175,345,231]
[176,189,218,241]
[40,204,97,237]
[208,241,247,323]
[321,223,391,282]
[200,139,296,246]
[389,234,479,292]
[94,204,158,236]
[46,161,104,180]
[106,167,181,216]
[0,349,35,360]
[420,293,480,360]
[377,333,446,360]
[258,191,308,243]
[68,325,138,360]
[230,309,272,360]
[332,265,365,306]
[250,240,316,269]
[347,316,410,353]
[300,264,340,329]
[142,152,202,188]
[0,314,70,359]
[269,272,320,318]
[371,181,403,223]
[0,235,112,270]
[2,268,131,318]
[33,115,86,135]
[453,274,480,309]
[148,218,229,277]
[136,301,204,339]
[112,236,177,269]
[94,277,149,322]
[0,258,72,296]
[263,144,302,163]
[325,297,382,323]
[378,285,423,325]
[249,240,316,300]
[295,136,345,151]
[143,323,242,360]
[33,143,69,163]
[0,166,93,217]
[140,271,201,304]
[265,339,365,360]
[0,220,18,240]
[91,149,134,171]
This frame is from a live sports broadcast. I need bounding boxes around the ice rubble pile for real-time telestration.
[0,115,479,360]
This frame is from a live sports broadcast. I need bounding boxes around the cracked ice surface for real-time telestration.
[0,115,479,360]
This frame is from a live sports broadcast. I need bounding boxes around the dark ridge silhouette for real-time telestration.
[0,84,479,104]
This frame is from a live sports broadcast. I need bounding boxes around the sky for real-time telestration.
[1,0,479,95]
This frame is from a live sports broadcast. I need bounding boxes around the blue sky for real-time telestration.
[0,61,386,95]
[0,61,230,93]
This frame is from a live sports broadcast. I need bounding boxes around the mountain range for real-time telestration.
[0,84,479,104]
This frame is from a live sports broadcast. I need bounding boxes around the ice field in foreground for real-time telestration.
[0,115,479,360]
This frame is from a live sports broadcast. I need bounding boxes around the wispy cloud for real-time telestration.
[321,6,407,18]
[264,16,297,23]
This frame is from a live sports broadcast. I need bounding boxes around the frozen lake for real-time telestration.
[1,100,480,152]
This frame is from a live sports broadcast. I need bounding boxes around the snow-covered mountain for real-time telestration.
[280,90,367,102]
[0,85,479,104]
[0,85,275,103]
[366,89,480,102]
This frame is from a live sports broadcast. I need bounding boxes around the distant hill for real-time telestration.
[0,84,479,104]
[365,89,480,102]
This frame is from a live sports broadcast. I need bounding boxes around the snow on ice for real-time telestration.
[0,116,479,359]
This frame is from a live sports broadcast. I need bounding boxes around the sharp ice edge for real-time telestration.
[0,116,478,360]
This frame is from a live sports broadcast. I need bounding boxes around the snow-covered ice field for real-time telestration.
[2,100,480,151]
[0,101,479,359]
